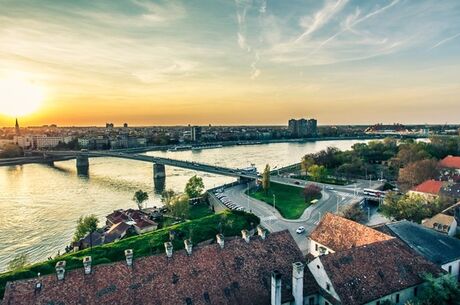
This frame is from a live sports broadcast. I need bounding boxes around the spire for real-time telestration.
[15,118,20,135]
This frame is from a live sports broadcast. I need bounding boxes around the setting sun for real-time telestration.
[0,75,44,117]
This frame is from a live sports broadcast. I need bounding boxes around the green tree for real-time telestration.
[7,253,28,271]
[308,164,327,182]
[161,189,176,205]
[133,189,149,210]
[380,193,431,223]
[165,193,190,219]
[73,215,99,242]
[416,274,460,305]
[184,175,205,198]
[262,164,271,194]
[300,155,315,176]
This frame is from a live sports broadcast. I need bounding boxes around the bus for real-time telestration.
[363,189,386,198]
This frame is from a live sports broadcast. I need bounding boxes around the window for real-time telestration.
[448,265,452,274]
[309,297,314,305]
[396,293,400,303]
[326,283,331,291]
[315,243,318,251]
[414,287,418,297]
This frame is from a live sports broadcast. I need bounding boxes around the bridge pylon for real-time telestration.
[76,153,89,175]
[153,163,166,191]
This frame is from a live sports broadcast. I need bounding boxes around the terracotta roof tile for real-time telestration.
[439,156,460,169]
[319,239,444,305]
[308,213,393,252]
[411,179,444,195]
[3,231,308,305]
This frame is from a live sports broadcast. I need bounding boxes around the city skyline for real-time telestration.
[1,0,460,126]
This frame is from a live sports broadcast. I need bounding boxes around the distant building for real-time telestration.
[123,123,128,128]
[439,155,460,174]
[105,122,114,129]
[365,123,413,135]
[14,135,73,149]
[422,202,460,236]
[288,118,317,138]
[191,126,202,142]
[408,179,460,201]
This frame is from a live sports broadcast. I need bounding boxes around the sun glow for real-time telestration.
[0,75,45,117]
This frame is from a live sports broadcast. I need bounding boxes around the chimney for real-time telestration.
[125,249,133,266]
[164,242,173,258]
[271,270,282,305]
[83,256,92,275]
[55,261,66,281]
[292,262,304,305]
[184,239,192,255]
[257,225,266,240]
[241,229,250,243]
[216,234,225,248]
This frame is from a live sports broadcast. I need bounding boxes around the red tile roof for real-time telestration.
[3,231,312,305]
[308,213,393,252]
[318,239,444,305]
[439,156,460,169]
[411,179,444,195]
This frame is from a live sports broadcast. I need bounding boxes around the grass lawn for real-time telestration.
[0,211,259,300]
[189,202,213,220]
[248,182,321,219]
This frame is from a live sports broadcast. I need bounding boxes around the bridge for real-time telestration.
[0,150,259,189]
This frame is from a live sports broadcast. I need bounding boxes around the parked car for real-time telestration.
[325,186,334,190]
[296,226,306,234]
[294,181,300,185]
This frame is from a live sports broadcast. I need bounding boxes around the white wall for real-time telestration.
[364,285,421,305]
[307,258,340,302]
[308,238,335,257]
[442,259,460,281]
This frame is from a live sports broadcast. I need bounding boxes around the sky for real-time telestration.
[0,0,460,126]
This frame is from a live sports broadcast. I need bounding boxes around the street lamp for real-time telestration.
[273,194,276,212]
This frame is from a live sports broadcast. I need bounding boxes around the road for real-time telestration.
[221,178,367,253]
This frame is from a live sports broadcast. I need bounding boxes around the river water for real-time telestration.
[0,139,367,271]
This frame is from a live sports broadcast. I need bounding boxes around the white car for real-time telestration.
[296,226,306,234]
[325,186,334,190]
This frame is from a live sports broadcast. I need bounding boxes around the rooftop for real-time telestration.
[439,155,460,169]
[386,220,460,264]
[411,179,444,195]
[308,213,393,252]
[318,239,444,305]
[3,230,312,305]
[422,213,455,234]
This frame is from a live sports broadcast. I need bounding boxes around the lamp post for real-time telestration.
[273,194,276,212]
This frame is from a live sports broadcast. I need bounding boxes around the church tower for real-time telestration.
[15,118,20,135]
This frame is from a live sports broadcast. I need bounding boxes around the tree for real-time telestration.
[415,273,460,305]
[7,253,28,271]
[303,184,321,202]
[0,144,23,158]
[380,193,432,223]
[161,189,176,205]
[184,175,204,198]
[261,164,271,193]
[398,159,439,192]
[165,193,190,219]
[133,189,149,210]
[300,155,315,176]
[308,164,327,182]
[340,202,366,223]
[73,215,99,242]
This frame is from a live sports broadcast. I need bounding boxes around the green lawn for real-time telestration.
[189,202,213,219]
[0,211,259,300]
[248,182,321,219]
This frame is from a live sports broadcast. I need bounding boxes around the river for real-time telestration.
[0,139,368,271]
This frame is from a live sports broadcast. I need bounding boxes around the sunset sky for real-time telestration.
[0,0,460,126]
